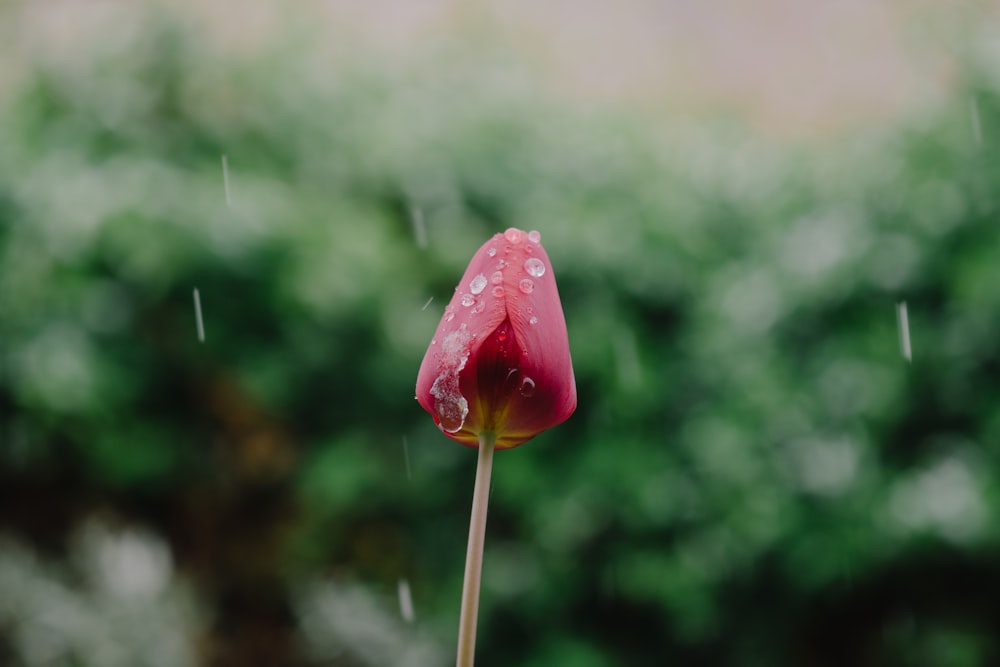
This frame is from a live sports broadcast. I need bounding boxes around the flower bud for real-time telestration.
[416,228,576,449]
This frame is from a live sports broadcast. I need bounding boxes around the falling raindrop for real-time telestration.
[970,96,983,146]
[461,294,475,307]
[192,288,205,343]
[527,230,541,244]
[487,246,497,257]
[470,274,487,295]
[492,286,504,298]
[896,301,912,362]
[409,205,428,249]
[221,155,232,208]
[519,377,536,397]
[529,315,539,325]
[518,278,534,294]
[421,296,434,311]
[398,578,415,623]
[504,228,524,244]
[523,257,545,278]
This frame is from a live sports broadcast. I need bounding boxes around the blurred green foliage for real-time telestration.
[2,5,1000,667]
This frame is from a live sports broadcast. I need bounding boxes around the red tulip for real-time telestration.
[416,228,576,449]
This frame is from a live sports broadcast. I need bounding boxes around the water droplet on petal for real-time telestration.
[504,228,523,244]
[529,315,539,325]
[431,338,437,345]
[497,259,508,269]
[519,377,536,397]
[444,307,455,322]
[492,286,504,298]
[474,301,485,313]
[524,257,545,278]
[527,230,541,244]
[518,278,534,294]
[490,271,503,285]
[430,330,473,433]
[461,293,475,307]
[487,247,497,257]
[434,393,468,433]
[497,329,507,342]
[470,274,487,295]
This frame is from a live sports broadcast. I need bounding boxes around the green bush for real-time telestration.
[2,5,999,666]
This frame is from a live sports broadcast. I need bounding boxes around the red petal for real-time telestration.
[416,228,576,448]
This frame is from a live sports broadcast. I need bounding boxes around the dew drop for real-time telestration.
[431,338,437,345]
[470,274,487,295]
[497,329,507,342]
[527,230,541,244]
[497,259,508,269]
[461,293,475,307]
[518,278,534,294]
[487,246,497,257]
[519,376,536,397]
[492,286,504,298]
[434,393,468,433]
[490,271,503,285]
[474,301,486,313]
[523,257,545,278]
[430,329,473,433]
[504,228,523,244]
[444,307,455,322]
[529,315,539,325]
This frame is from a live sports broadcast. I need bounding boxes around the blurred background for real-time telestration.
[2,1,1000,665]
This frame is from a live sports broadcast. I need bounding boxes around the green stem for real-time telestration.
[456,431,496,667]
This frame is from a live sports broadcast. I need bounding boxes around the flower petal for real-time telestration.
[416,228,576,448]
